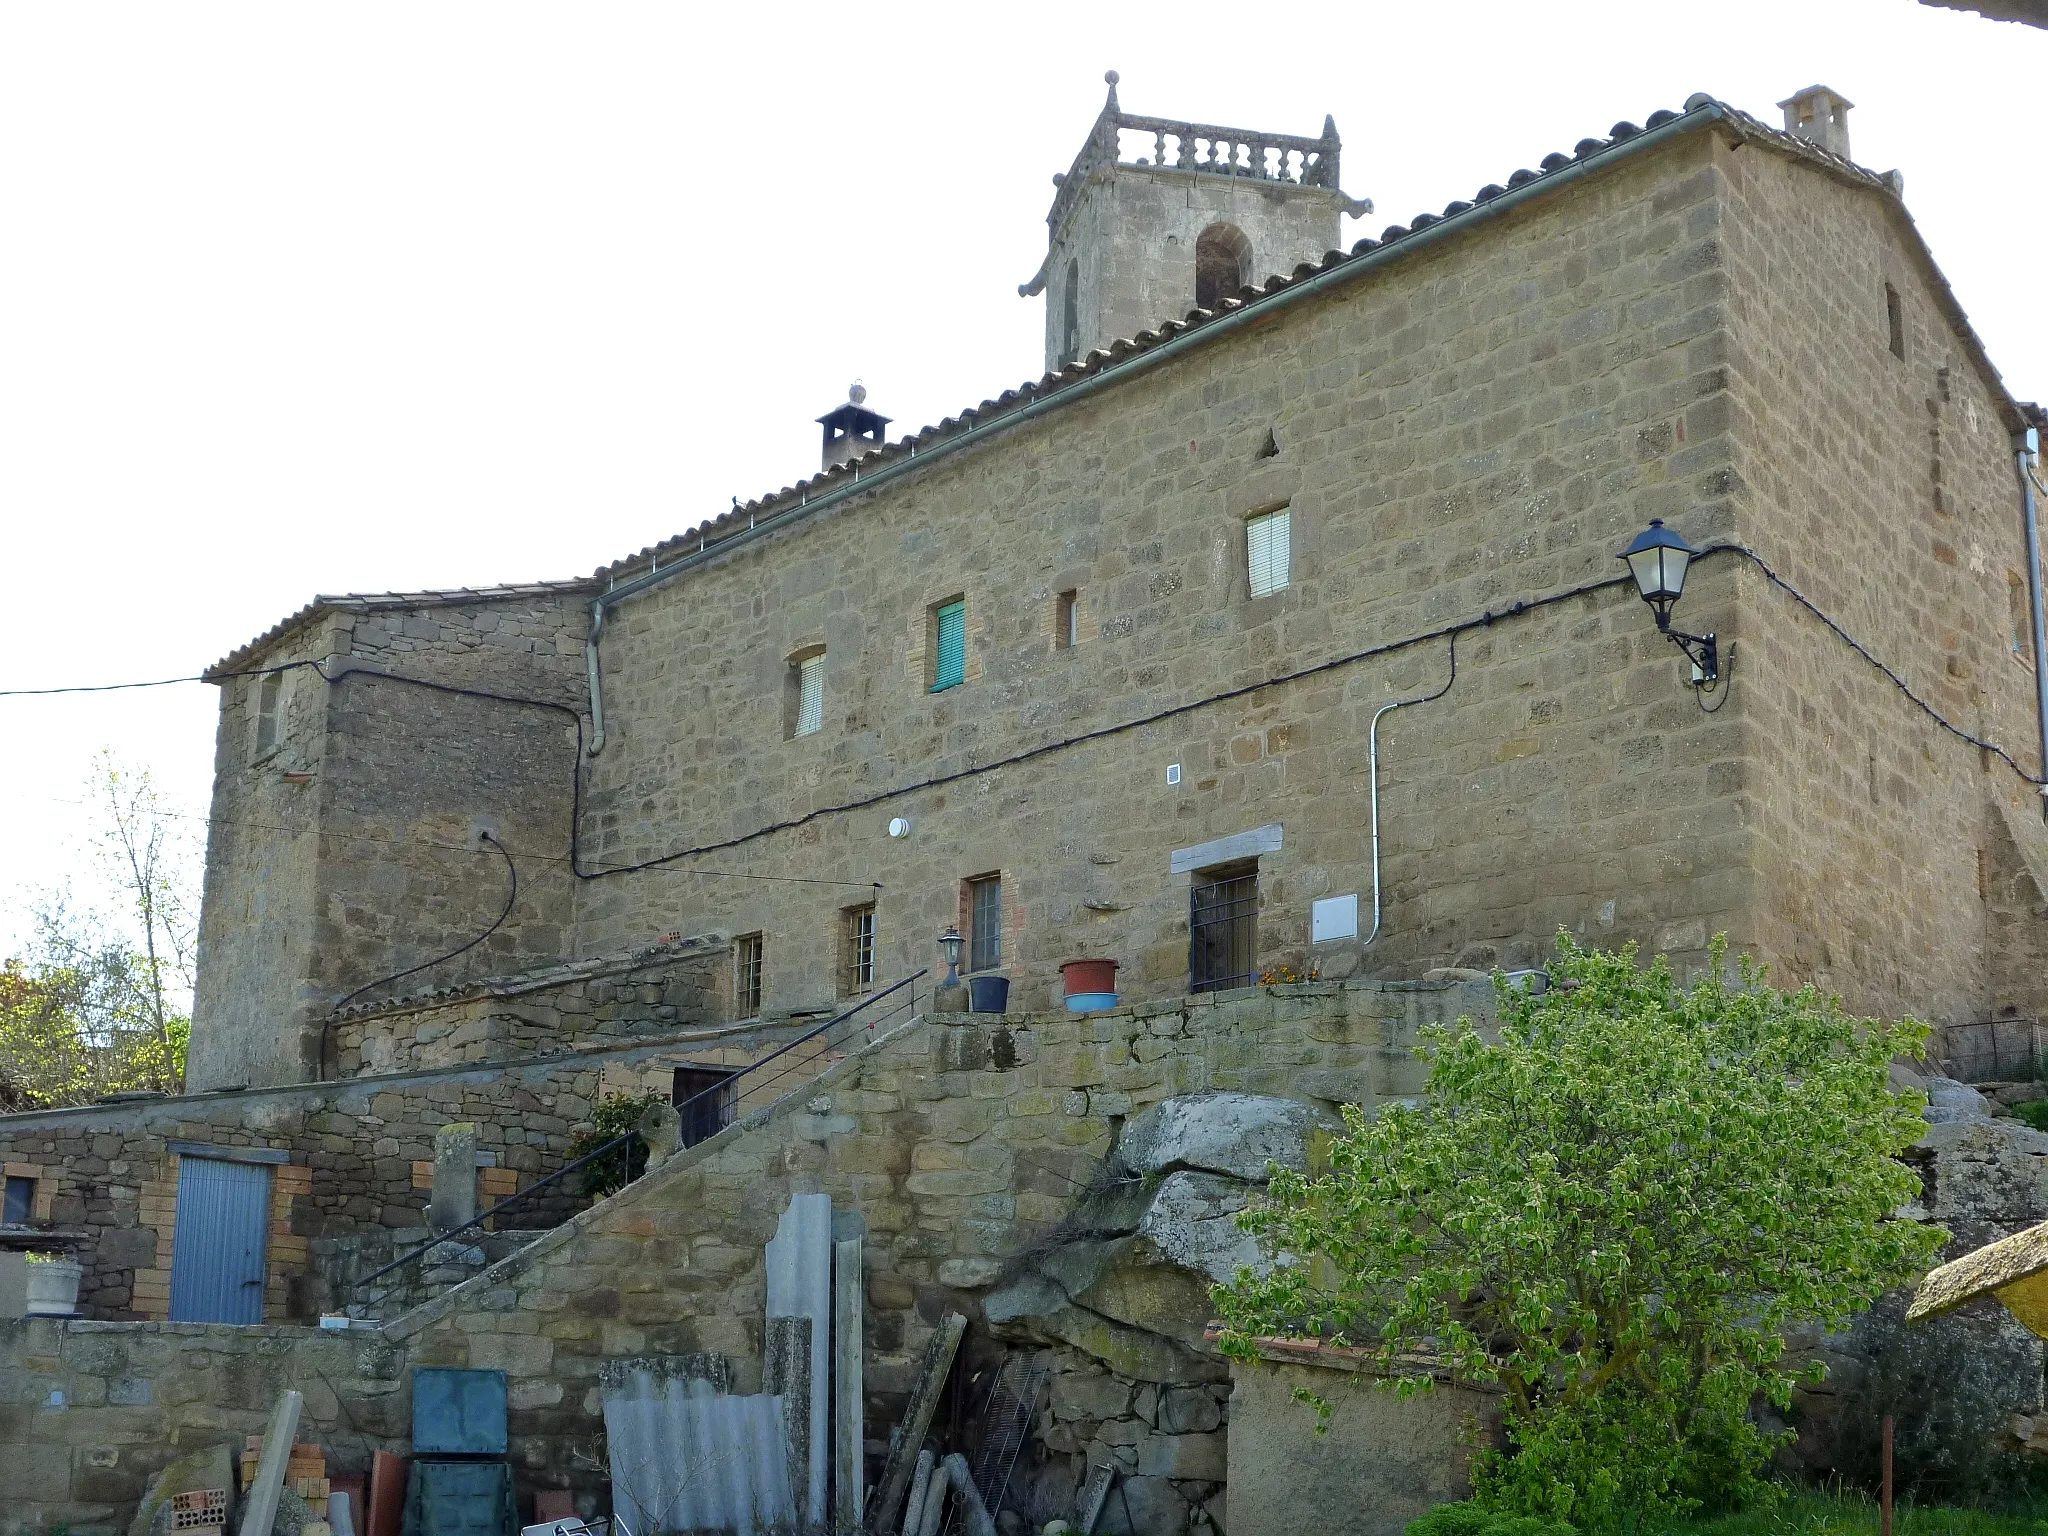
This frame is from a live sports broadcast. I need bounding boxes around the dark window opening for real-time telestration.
[734,933,764,1018]
[1190,862,1258,993]
[1060,258,1081,369]
[969,874,1003,972]
[1195,224,1250,311]
[3,1175,34,1225]
[672,1067,738,1149]
[1886,283,1906,361]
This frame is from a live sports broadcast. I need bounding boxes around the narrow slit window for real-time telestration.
[794,652,825,736]
[968,874,1002,972]
[3,1174,34,1225]
[1246,508,1292,598]
[734,933,764,1018]
[931,599,967,692]
[1056,590,1079,650]
[253,671,284,759]
[841,903,876,995]
[1886,283,1906,361]
[2013,572,2036,666]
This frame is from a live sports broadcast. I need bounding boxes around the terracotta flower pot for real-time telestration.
[1060,958,1119,996]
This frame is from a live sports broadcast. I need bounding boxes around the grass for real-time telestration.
[1667,1488,2048,1536]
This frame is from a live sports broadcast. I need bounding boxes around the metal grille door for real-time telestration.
[1190,867,1259,993]
[169,1156,271,1324]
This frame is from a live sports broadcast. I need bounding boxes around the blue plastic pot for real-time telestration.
[1065,991,1118,1013]
[968,974,1011,1014]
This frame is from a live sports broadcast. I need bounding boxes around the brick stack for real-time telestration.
[240,1435,334,1532]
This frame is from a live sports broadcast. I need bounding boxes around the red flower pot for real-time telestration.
[1060,958,1119,996]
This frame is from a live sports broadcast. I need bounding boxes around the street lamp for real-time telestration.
[1619,519,1718,684]
[938,926,964,987]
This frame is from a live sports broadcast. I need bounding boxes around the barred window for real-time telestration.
[734,933,764,1018]
[1190,862,1258,993]
[841,903,876,996]
[968,875,1002,972]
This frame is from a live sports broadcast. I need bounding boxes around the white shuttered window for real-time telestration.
[794,653,825,736]
[1246,508,1292,598]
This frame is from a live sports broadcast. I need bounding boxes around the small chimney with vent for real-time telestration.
[816,382,892,474]
[1778,85,1853,160]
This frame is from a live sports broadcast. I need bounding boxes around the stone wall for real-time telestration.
[330,933,729,1076]
[574,130,1769,1022]
[0,1002,830,1325]
[1718,130,2048,1028]
[0,1315,408,1536]
[193,587,593,1090]
[380,980,1484,1519]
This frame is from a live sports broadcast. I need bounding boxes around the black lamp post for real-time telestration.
[1619,519,1718,684]
[938,926,964,987]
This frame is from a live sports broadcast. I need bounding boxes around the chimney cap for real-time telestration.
[1776,84,1854,160]
[1777,83,1855,112]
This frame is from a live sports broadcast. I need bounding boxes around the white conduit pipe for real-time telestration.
[1362,639,1459,949]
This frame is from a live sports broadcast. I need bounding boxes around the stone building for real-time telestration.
[6,77,2048,1533]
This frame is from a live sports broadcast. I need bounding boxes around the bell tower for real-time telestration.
[1020,73,1370,375]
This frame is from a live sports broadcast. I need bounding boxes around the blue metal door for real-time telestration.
[169,1156,271,1323]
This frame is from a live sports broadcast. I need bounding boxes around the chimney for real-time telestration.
[1777,85,1854,160]
[816,382,892,474]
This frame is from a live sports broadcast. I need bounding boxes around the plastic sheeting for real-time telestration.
[601,1361,794,1536]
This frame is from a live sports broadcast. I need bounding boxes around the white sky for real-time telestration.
[3,0,2044,961]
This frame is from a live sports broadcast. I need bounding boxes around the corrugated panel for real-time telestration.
[602,1364,794,1536]
[169,1156,271,1324]
[933,601,966,691]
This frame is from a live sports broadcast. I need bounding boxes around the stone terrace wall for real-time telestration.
[385,979,1487,1517]
[0,1011,829,1325]
[331,934,729,1076]
[0,1316,408,1536]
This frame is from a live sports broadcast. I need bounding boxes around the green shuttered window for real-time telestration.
[932,600,966,692]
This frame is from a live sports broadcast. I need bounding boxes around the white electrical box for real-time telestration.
[1311,894,1359,944]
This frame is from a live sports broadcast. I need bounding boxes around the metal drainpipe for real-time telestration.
[585,598,608,756]
[2017,429,2048,816]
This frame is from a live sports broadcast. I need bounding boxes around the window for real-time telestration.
[3,1175,34,1225]
[841,902,876,996]
[1056,590,1079,650]
[253,671,284,759]
[672,1066,737,1148]
[1886,283,1906,361]
[1195,223,1251,311]
[734,933,763,1017]
[1060,257,1081,369]
[931,599,967,692]
[1189,861,1259,993]
[1246,508,1292,598]
[790,649,826,737]
[968,874,1002,972]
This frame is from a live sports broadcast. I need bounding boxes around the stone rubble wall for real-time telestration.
[378,980,1485,1523]
[330,935,729,1076]
[0,989,827,1325]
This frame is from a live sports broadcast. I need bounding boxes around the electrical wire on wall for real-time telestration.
[325,830,519,1018]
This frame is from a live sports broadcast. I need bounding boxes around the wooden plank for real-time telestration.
[868,1312,965,1536]
[238,1390,303,1536]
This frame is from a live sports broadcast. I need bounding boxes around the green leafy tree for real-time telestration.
[0,754,195,1105]
[566,1090,663,1199]
[1215,933,1945,1530]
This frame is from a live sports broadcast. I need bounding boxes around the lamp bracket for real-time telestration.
[1659,626,1718,685]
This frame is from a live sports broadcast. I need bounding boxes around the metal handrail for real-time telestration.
[353,969,926,1292]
